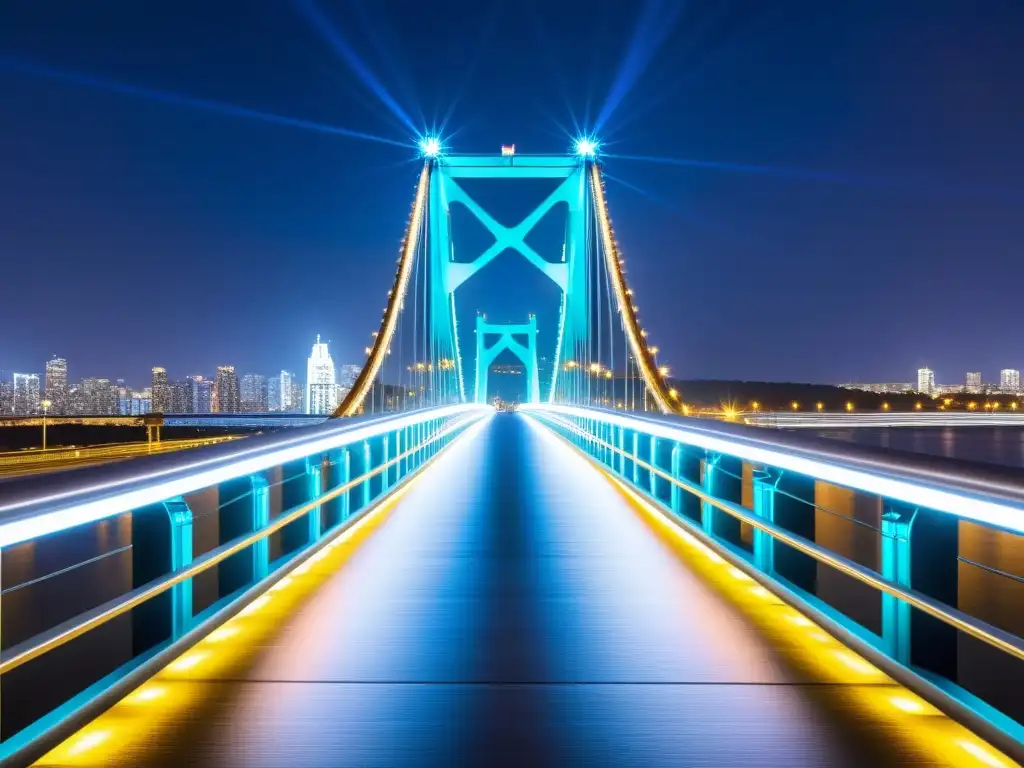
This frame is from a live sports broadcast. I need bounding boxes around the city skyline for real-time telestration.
[0,334,359,415]
[1,4,1022,383]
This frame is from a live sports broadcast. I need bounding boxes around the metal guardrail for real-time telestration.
[0,437,236,470]
[522,403,1024,754]
[744,412,1024,428]
[0,404,490,760]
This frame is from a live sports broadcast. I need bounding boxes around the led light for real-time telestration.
[787,615,813,628]
[168,651,208,673]
[749,585,773,599]
[575,137,599,157]
[419,136,441,158]
[958,740,1007,767]
[889,696,924,714]
[728,566,750,581]
[67,730,111,756]
[206,626,239,643]
[239,595,270,616]
[127,685,166,704]
[833,650,876,675]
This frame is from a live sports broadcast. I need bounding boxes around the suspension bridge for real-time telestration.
[0,144,1022,766]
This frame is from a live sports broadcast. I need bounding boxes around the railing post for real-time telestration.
[752,470,781,574]
[251,475,269,581]
[306,456,323,543]
[670,443,683,515]
[649,436,659,498]
[382,435,391,492]
[632,431,640,485]
[881,509,914,665]
[701,452,722,539]
[395,429,404,480]
[362,440,372,508]
[164,497,193,639]
[338,448,351,521]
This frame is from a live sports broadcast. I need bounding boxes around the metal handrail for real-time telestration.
[528,410,1024,665]
[0,411,485,676]
[0,405,485,545]
[523,404,1024,533]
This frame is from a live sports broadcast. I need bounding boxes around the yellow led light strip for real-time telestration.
[525,415,1017,768]
[32,413,494,767]
[589,163,678,414]
[336,161,432,417]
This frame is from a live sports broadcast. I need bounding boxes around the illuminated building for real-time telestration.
[280,370,297,412]
[216,366,240,413]
[82,378,118,415]
[916,368,935,396]
[241,374,268,413]
[190,375,213,414]
[966,371,982,394]
[0,375,12,415]
[13,372,41,415]
[45,357,68,415]
[1000,369,1020,392]
[306,336,337,415]
[130,391,152,415]
[841,382,912,394]
[151,367,170,413]
[268,376,281,412]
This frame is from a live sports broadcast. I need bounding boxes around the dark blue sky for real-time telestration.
[1,1,1022,388]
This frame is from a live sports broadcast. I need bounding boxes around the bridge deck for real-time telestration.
[37,414,1004,766]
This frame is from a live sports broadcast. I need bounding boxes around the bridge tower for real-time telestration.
[474,315,540,405]
[334,145,679,417]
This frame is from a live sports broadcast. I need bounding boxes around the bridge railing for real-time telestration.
[0,404,490,762]
[522,403,1024,755]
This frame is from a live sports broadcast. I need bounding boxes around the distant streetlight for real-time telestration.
[845,402,854,412]
[40,399,52,451]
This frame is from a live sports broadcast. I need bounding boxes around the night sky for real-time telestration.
[1,1,1022,388]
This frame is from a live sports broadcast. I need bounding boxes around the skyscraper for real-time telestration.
[268,376,282,412]
[917,367,935,396]
[280,370,296,412]
[241,374,268,412]
[170,380,191,413]
[1001,369,1020,392]
[306,335,337,415]
[151,367,170,413]
[82,378,118,415]
[216,366,240,414]
[966,371,982,394]
[13,373,41,415]
[190,375,213,413]
[45,357,68,415]
[0,375,13,415]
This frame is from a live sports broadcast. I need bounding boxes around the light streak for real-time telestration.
[0,55,406,147]
[336,162,433,416]
[0,404,485,546]
[595,0,687,132]
[589,164,677,413]
[294,0,417,134]
[521,404,1024,535]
